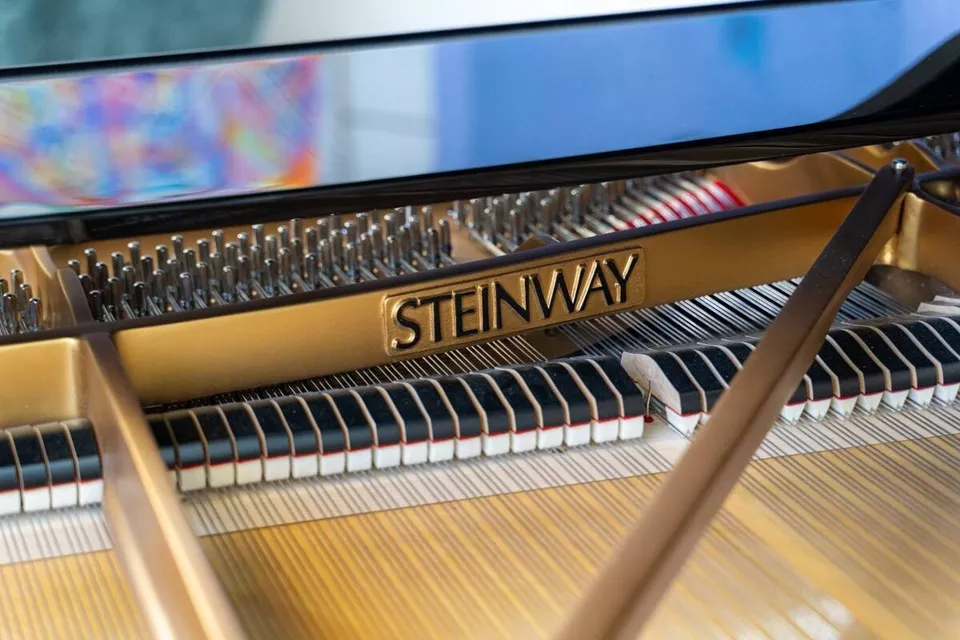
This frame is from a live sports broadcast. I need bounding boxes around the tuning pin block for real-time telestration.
[61,197,468,320]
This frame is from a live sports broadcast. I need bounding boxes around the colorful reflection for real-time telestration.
[0,54,321,214]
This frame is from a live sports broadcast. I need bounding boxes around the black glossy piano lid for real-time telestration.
[1,0,960,245]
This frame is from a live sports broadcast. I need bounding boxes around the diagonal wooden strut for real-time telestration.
[83,334,247,640]
[556,160,914,640]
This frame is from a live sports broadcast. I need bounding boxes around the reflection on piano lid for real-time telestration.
[1,0,960,244]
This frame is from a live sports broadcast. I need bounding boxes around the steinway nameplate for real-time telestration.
[383,248,645,355]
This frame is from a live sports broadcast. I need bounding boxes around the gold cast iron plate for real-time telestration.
[114,195,860,405]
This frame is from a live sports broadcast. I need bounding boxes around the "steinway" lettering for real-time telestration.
[383,249,644,355]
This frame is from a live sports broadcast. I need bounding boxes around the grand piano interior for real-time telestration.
[4,1,960,638]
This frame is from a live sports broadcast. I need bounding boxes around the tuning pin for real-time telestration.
[17,283,31,314]
[84,248,98,276]
[95,262,109,293]
[237,232,250,259]
[383,213,397,238]
[427,228,440,267]
[408,215,423,255]
[78,274,93,295]
[592,182,606,208]
[419,206,434,233]
[305,227,319,256]
[153,269,167,304]
[318,239,332,276]
[346,244,359,281]
[494,204,506,240]
[88,290,102,321]
[184,249,198,278]
[438,219,452,257]
[468,198,485,230]
[451,200,465,226]
[133,283,147,318]
[524,191,539,212]
[156,244,169,270]
[600,181,618,209]
[88,287,106,321]
[370,224,384,260]
[1,293,16,332]
[122,265,136,296]
[290,218,303,245]
[179,272,193,309]
[386,236,401,275]
[140,256,154,287]
[278,247,292,284]
[360,234,374,269]
[510,208,524,246]
[264,259,278,295]
[514,195,529,224]
[165,258,180,287]
[67,259,81,276]
[250,246,263,282]
[195,238,210,264]
[211,253,224,288]
[343,220,358,247]
[278,225,290,250]
[265,235,278,263]
[540,196,555,232]
[481,207,495,240]
[471,204,485,236]
[330,233,343,267]
[9,269,22,295]
[212,229,225,256]
[127,241,141,278]
[196,262,210,302]
[144,265,157,294]
[355,212,369,236]
[328,214,341,236]
[304,227,320,254]
[317,218,330,244]
[490,197,503,220]
[253,224,266,249]
[290,238,303,276]
[226,243,239,271]
[399,227,413,263]
[106,277,122,311]
[615,180,628,199]
[110,277,124,310]
[568,187,585,224]
[237,255,251,291]
[110,251,125,279]
[26,297,41,331]
[172,235,185,264]
[305,253,319,287]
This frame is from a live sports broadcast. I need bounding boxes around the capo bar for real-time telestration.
[555,160,914,640]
